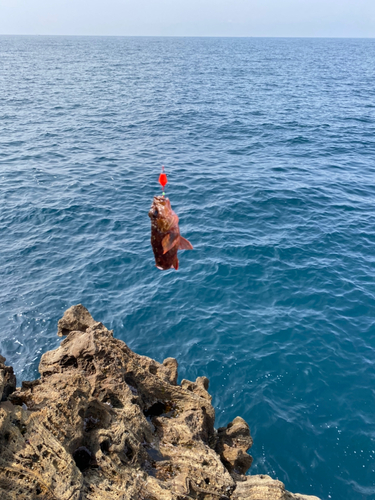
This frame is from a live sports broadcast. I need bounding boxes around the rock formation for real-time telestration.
[0,305,321,500]
[0,354,16,402]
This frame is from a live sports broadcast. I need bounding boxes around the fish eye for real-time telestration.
[153,208,158,217]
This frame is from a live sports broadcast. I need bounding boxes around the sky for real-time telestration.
[0,0,375,37]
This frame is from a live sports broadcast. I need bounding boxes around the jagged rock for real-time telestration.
[180,376,212,401]
[0,355,16,401]
[286,493,321,500]
[162,358,178,386]
[232,475,321,500]
[216,417,253,475]
[0,305,322,500]
[57,303,97,336]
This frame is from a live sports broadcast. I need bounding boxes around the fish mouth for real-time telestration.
[149,196,170,219]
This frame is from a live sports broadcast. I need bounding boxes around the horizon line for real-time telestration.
[1,34,375,39]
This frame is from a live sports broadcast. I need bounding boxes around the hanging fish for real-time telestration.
[149,196,193,270]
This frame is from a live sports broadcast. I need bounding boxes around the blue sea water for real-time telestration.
[1,35,375,499]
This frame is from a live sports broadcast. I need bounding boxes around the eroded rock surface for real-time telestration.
[0,305,321,500]
[0,355,16,401]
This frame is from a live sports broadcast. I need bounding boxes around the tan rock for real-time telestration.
[0,355,16,401]
[215,416,253,475]
[232,475,321,500]
[0,305,321,500]
[57,303,98,336]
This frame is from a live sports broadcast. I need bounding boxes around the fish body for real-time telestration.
[149,196,193,270]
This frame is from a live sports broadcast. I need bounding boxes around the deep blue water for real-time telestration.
[1,36,375,500]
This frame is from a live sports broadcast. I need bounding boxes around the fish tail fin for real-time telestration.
[179,236,193,250]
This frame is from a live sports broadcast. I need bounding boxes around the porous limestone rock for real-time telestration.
[232,475,321,500]
[57,303,98,337]
[0,305,321,500]
[0,355,16,401]
[215,417,253,475]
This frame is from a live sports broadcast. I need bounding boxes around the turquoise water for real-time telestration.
[1,36,375,499]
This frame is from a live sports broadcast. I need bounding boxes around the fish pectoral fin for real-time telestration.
[178,236,193,250]
[172,256,179,270]
[162,233,179,254]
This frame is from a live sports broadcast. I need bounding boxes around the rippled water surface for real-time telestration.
[1,36,375,500]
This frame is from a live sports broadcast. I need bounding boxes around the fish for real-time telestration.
[149,196,193,270]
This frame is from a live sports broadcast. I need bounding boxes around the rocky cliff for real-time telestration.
[0,305,321,500]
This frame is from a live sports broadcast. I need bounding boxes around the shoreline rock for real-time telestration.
[0,354,16,402]
[0,305,321,500]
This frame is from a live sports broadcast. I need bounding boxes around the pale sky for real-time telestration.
[0,0,374,37]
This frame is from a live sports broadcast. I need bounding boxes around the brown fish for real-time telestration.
[149,196,193,270]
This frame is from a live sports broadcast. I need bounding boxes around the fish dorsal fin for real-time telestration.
[162,233,179,254]
[179,236,193,250]
[173,255,179,270]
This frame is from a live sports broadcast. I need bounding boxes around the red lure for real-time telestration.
[159,166,168,191]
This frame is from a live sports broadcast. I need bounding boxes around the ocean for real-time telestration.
[1,36,375,500]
